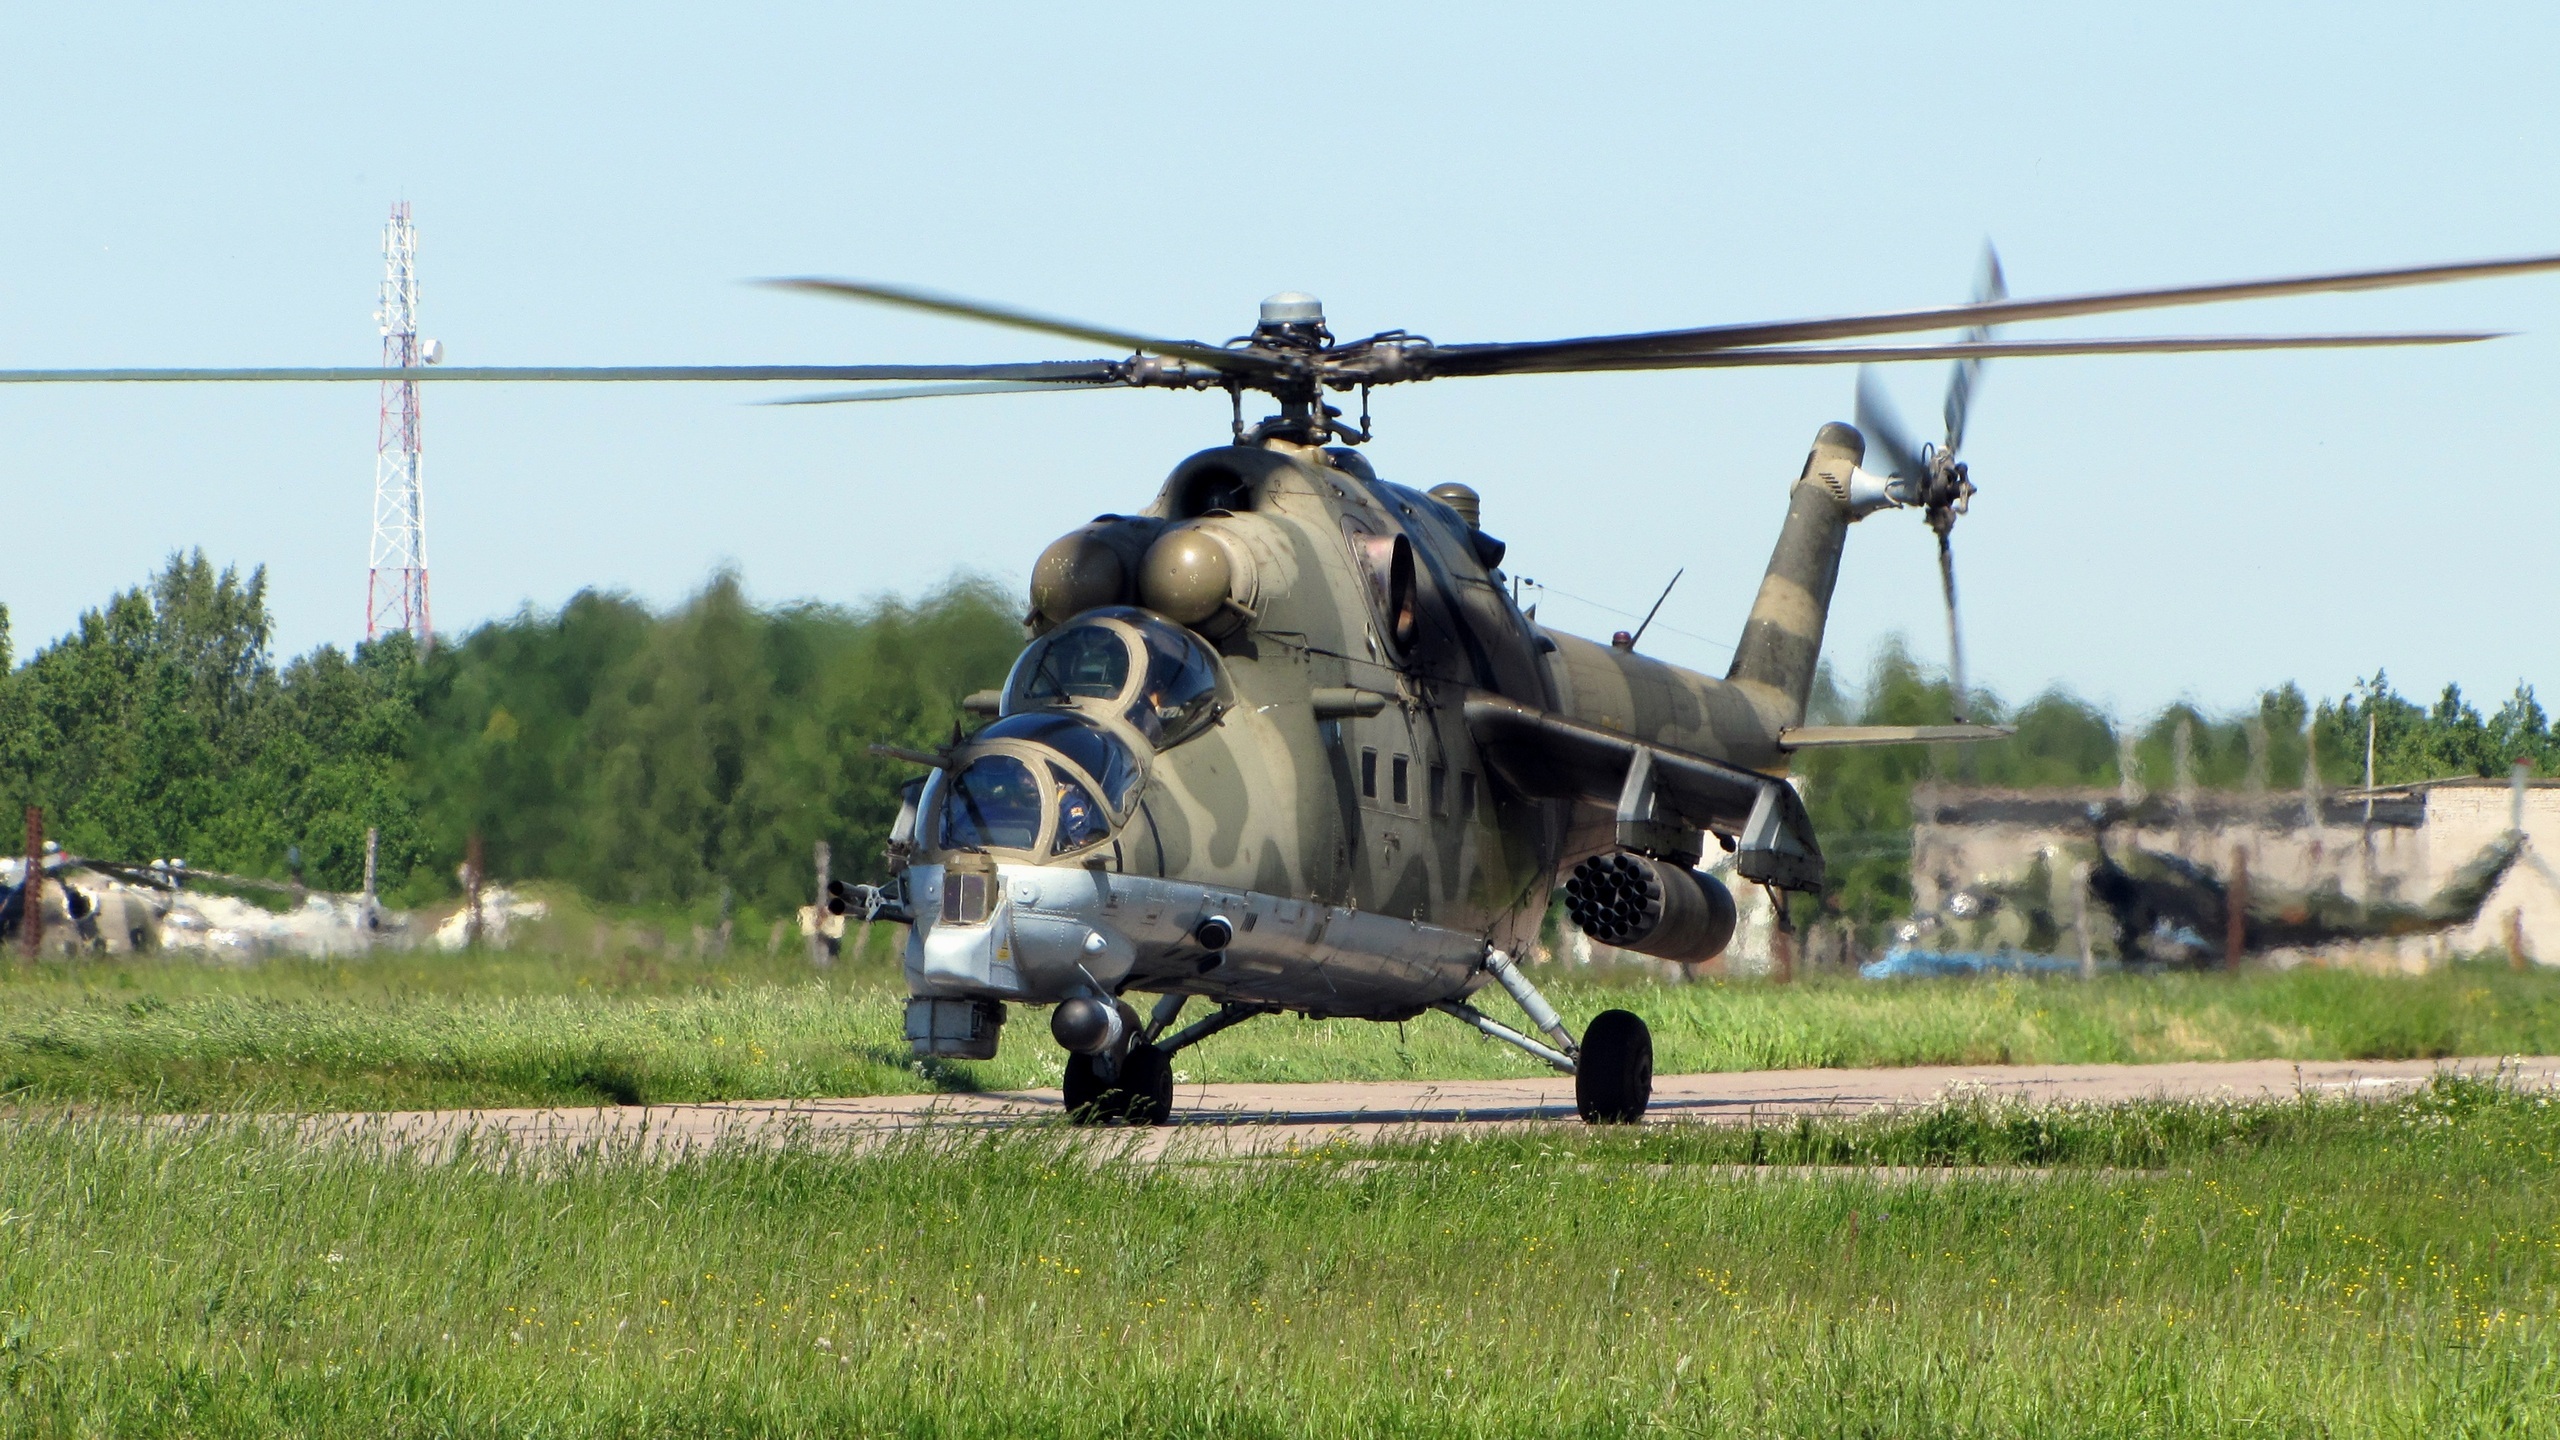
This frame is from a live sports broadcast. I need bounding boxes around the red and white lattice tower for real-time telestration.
[366,203,432,646]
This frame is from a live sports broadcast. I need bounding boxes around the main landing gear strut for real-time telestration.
[1435,949,1653,1124]
[1061,952,1649,1128]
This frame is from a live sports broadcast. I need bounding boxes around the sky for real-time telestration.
[2,3,2554,722]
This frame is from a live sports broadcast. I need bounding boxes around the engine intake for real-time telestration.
[1029,516,1167,632]
[1563,852,1738,963]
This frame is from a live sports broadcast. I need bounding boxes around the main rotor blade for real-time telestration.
[1419,249,2560,373]
[1854,369,1927,483]
[1943,243,2007,454]
[768,380,1125,405]
[0,361,1128,385]
[766,278,1277,375]
[1939,531,1970,726]
[1437,331,2503,376]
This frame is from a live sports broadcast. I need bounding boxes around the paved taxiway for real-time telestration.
[285,1055,2560,1161]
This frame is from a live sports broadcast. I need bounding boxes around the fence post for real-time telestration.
[2224,846,2249,972]
[464,831,485,948]
[810,839,834,968]
[2073,861,2095,981]
[20,806,41,959]
[360,826,380,948]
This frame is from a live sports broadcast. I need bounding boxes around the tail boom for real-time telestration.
[1725,421,1863,733]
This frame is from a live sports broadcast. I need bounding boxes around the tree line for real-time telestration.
[0,551,2545,928]
[0,552,1016,915]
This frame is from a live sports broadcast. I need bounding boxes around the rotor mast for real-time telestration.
[366,202,432,648]
[1239,291,1350,446]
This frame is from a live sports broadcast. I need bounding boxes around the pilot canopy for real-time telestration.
[924,608,1228,862]
[999,606,1227,748]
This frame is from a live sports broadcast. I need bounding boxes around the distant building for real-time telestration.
[1910,777,2558,967]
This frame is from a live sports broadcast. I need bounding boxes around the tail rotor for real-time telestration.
[1854,243,2003,723]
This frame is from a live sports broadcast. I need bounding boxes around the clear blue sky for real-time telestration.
[3,3,2553,720]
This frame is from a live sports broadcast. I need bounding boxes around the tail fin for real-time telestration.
[1725,422,1861,730]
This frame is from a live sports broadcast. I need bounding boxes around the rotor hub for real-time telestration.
[1920,444,1975,537]
[1253,291,1331,352]
[1258,291,1323,326]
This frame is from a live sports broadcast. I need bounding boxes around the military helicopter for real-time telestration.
[9,248,2560,1123]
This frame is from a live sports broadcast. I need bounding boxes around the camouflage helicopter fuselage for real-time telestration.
[887,423,1885,1062]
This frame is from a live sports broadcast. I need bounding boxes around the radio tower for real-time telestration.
[366,202,432,647]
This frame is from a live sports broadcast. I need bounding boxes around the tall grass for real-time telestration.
[0,1079,2552,1436]
[3,949,2556,1113]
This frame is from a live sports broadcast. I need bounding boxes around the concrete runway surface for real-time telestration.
[288,1055,2560,1161]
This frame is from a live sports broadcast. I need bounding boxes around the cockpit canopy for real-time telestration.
[974,712,1143,814]
[928,712,1138,859]
[1001,606,1227,748]
[927,609,1224,861]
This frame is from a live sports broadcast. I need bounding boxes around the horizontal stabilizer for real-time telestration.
[1778,724,2015,749]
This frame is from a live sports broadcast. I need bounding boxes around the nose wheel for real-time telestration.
[1062,1043,1175,1126]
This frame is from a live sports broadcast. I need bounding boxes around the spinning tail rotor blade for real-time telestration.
[1854,368,1927,481]
[1938,531,1971,725]
[1928,246,2002,725]
[1943,243,2007,454]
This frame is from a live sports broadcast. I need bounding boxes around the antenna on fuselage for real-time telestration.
[1623,568,1684,651]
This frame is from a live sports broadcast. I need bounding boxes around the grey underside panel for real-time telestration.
[1035,871,1487,1019]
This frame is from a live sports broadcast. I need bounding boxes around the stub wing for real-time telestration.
[1463,693,1823,890]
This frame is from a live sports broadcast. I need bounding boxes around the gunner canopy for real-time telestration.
[930,711,1143,859]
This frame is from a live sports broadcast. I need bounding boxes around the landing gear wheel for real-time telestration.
[1062,1051,1108,1124]
[1575,1009,1652,1124]
[1116,1044,1176,1126]
[1060,1044,1177,1126]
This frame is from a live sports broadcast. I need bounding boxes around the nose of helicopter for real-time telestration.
[905,858,1141,1001]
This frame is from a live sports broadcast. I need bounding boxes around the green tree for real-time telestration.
[407,572,1019,913]
[0,550,418,887]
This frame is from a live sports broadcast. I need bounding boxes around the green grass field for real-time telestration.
[4,943,2557,1113]
[1,1077,2552,1437]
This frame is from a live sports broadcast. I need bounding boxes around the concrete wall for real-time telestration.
[1910,780,2558,967]
[2417,780,2560,964]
